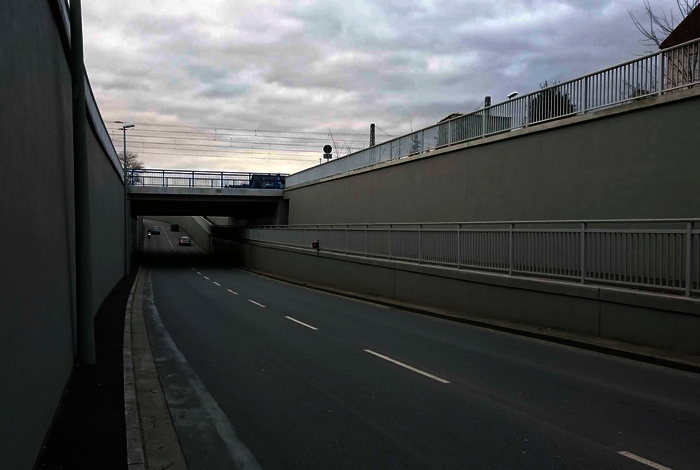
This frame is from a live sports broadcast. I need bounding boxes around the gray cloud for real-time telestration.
[83,0,681,173]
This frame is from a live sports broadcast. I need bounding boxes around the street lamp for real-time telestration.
[114,120,134,276]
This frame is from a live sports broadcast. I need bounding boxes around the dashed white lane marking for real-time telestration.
[196,272,202,275]
[227,289,238,295]
[363,350,450,384]
[213,282,221,286]
[618,452,673,470]
[248,300,265,308]
[284,316,318,330]
[204,276,210,280]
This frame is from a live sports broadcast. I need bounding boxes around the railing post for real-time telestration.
[389,224,392,260]
[583,76,588,113]
[221,172,224,188]
[525,97,530,127]
[659,53,665,96]
[418,224,422,264]
[364,225,367,257]
[580,222,586,283]
[457,224,461,269]
[509,223,514,275]
[482,108,486,137]
[162,170,165,187]
[686,222,692,296]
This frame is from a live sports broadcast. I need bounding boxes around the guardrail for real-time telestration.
[286,37,700,187]
[216,219,700,297]
[126,168,287,189]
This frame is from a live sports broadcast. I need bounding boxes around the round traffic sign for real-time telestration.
[323,144,332,154]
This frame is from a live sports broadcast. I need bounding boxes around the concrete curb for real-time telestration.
[123,266,145,470]
[124,266,189,470]
[241,266,700,375]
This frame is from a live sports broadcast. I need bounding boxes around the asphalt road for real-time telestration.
[142,219,700,470]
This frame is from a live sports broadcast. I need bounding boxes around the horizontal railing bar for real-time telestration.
[216,218,700,229]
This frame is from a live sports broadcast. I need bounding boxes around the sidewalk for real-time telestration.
[34,266,139,470]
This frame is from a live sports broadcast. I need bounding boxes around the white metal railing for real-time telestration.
[286,38,700,187]
[212,219,700,297]
[127,168,287,189]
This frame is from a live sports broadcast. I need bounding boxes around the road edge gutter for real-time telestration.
[240,266,700,375]
[124,266,145,470]
[124,266,189,469]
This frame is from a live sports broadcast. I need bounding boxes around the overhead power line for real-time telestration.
[130,150,317,162]
[110,135,360,152]
[127,121,387,137]
[106,127,369,144]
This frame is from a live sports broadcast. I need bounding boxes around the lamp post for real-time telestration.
[115,121,134,276]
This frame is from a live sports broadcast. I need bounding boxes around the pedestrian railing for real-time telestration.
[126,168,286,189]
[286,37,700,187]
[214,219,700,297]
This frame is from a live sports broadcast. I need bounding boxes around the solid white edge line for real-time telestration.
[618,452,673,470]
[204,276,210,280]
[284,316,318,330]
[213,282,221,286]
[248,299,265,308]
[196,272,201,275]
[227,289,238,295]
[363,349,450,384]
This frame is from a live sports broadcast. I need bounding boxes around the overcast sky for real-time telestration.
[82,0,683,173]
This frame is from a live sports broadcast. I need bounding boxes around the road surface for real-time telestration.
[141,219,700,470]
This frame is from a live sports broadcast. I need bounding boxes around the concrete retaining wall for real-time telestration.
[215,239,700,356]
[0,1,127,468]
[285,90,700,224]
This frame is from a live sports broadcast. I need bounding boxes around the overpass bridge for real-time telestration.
[126,169,286,218]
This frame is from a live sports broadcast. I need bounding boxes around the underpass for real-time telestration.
[138,218,700,469]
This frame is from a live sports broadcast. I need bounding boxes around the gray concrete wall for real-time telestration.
[87,126,127,313]
[0,1,127,468]
[215,239,700,356]
[0,1,76,468]
[285,91,700,224]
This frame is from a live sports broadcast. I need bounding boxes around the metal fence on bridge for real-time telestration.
[286,37,700,187]
[215,219,700,297]
[126,168,287,189]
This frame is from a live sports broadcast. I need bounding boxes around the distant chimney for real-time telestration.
[370,123,375,147]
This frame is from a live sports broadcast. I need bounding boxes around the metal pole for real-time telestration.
[221,172,224,188]
[580,223,586,283]
[71,0,95,364]
[686,222,692,296]
[418,224,422,264]
[509,223,514,275]
[457,224,461,268]
[122,127,129,276]
[659,53,665,96]
[389,224,392,259]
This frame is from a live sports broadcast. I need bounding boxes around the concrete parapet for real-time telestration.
[216,239,700,356]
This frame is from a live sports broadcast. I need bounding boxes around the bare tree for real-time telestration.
[118,151,145,184]
[628,0,700,50]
